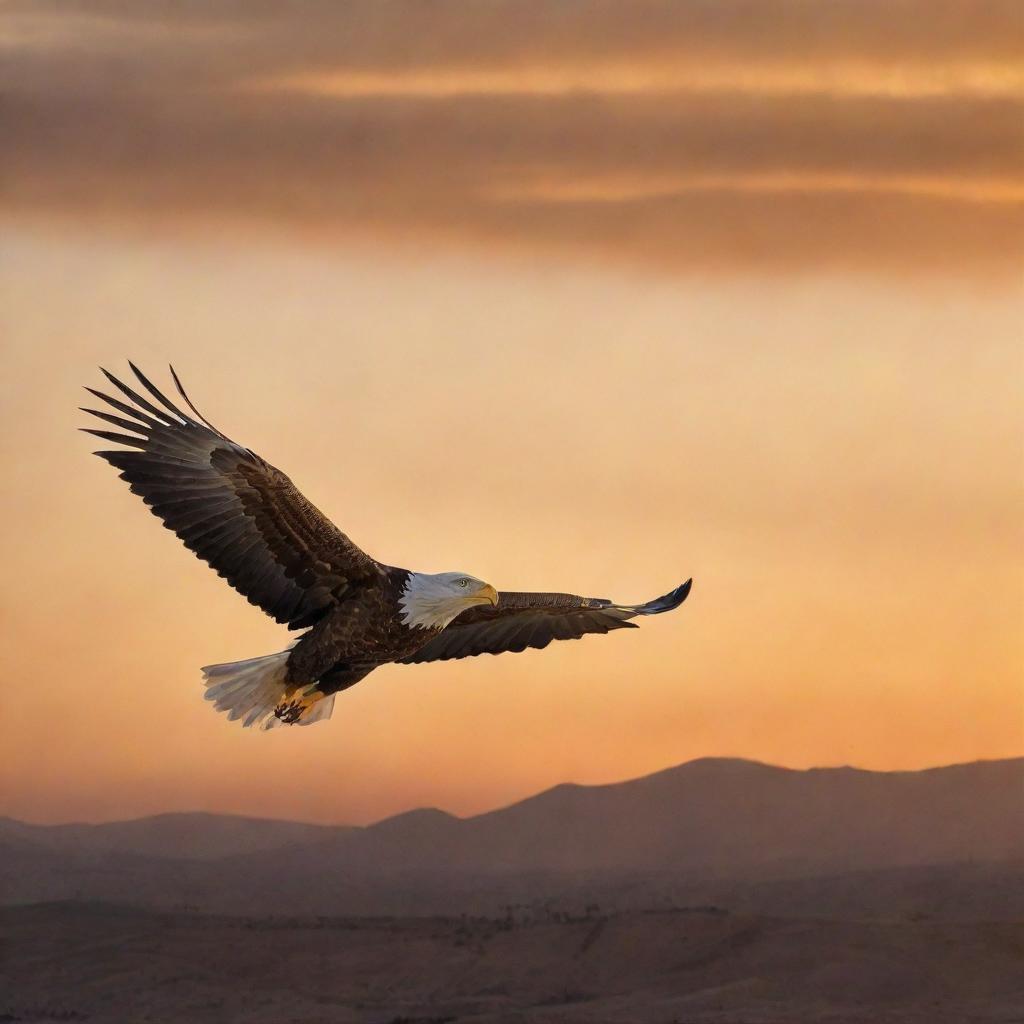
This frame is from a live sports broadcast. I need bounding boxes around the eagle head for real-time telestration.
[399,571,499,630]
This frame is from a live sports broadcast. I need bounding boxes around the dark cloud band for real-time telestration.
[4,0,1022,276]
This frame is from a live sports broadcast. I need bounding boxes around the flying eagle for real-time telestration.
[81,365,692,729]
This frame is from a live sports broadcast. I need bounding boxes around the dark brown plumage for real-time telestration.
[83,364,380,631]
[82,365,691,729]
[400,585,692,663]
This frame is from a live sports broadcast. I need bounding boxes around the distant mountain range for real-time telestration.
[3,757,1021,917]
[0,809,340,861]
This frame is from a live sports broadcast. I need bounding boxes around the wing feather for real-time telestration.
[84,387,162,427]
[83,365,382,629]
[399,580,691,663]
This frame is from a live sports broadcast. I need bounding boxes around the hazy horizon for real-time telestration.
[2,0,1021,826]
[5,753,1022,828]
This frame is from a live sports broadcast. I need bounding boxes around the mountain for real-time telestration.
[0,810,339,860]
[2,757,1021,915]
[234,756,1024,876]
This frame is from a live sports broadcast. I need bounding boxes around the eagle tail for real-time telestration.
[201,650,334,730]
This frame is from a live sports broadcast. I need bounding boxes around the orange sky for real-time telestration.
[1,0,1022,825]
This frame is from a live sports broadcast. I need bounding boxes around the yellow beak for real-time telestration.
[476,583,499,606]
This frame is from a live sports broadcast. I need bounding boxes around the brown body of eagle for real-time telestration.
[81,364,691,729]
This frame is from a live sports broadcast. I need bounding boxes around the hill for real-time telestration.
[2,757,1021,916]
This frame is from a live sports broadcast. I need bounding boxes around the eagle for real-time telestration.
[81,365,692,729]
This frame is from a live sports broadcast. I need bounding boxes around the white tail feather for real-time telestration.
[201,650,334,730]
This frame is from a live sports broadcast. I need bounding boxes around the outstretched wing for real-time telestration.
[398,580,691,664]
[81,364,382,630]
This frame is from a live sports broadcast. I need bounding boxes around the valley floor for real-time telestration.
[2,902,1023,1023]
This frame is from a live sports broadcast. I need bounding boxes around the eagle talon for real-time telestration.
[273,699,304,725]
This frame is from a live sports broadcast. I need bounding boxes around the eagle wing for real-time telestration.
[81,364,381,630]
[398,580,691,663]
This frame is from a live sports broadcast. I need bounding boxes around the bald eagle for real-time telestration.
[81,365,692,729]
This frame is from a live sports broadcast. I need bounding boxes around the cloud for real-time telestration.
[3,0,1022,276]
[8,0,1023,71]
[252,62,1024,102]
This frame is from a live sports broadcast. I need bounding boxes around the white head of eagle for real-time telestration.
[399,572,499,630]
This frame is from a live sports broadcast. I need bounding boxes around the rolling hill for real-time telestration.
[2,757,1021,916]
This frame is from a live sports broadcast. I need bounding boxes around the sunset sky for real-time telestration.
[2,0,1022,826]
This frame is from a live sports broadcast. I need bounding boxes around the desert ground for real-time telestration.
[3,900,1023,1024]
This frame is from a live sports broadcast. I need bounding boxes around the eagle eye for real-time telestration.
[457,578,469,587]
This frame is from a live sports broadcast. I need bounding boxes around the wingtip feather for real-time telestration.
[128,361,192,424]
[633,578,692,615]
[169,363,230,440]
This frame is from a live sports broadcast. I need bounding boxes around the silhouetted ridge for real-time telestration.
[370,807,460,833]
[3,758,1021,907]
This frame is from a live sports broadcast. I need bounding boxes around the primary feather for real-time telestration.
[82,363,380,630]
